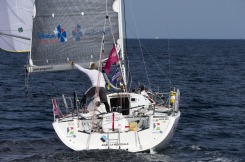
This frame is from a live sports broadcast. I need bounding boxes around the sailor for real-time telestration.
[70,61,110,113]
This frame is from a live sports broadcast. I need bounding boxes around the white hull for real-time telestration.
[53,112,180,152]
[52,91,180,152]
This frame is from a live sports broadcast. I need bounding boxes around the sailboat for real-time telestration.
[0,0,35,52]
[26,0,180,152]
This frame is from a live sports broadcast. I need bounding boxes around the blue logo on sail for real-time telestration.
[54,25,67,43]
[37,33,56,39]
[72,25,83,41]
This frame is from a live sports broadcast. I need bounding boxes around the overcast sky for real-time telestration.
[124,0,245,39]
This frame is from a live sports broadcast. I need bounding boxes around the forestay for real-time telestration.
[0,0,34,52]
[29,0,119,72]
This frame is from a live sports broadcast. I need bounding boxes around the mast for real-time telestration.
[118,0,127,88]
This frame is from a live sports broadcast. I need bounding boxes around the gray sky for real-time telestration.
[125,0,245,39]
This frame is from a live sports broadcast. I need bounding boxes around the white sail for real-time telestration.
[0,0,34,52]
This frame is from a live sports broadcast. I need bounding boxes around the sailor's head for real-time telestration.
[90,62,98,70]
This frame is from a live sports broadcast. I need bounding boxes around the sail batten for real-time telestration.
[30,0,119,71]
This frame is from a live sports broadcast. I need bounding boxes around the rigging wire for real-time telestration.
[104,0,128,92]
[122,0,133,91]
[165,0,172,90]
[123,0,172,92]
[128,0,151,90]
[91,5,110,131]
[24,65,53,103]
[141,45,171,83]
[108,3,128,92]
[117,0,135,111]
[24,55,66,103]
[24,73,67,103]
[167,39,172,90]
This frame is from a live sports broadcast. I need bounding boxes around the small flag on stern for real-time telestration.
[52,98,60,117]
[105,44,119,74]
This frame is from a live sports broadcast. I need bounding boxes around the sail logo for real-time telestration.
[18,27,23,33]
[36,32,58,44]
[72,25,83,41]
[54,25,67,43]
[84,28,110,37]
[37,33,56,39]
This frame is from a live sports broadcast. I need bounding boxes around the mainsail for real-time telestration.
[0,0,34,52]
[28,0,119,72]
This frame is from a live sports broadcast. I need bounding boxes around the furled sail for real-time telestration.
[0,0,35,52]
[28,0,119,73]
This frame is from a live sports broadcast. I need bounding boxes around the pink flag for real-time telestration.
[52,98,59,117]
[105,44,119,74]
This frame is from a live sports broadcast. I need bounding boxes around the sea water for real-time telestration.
[0,39,244,161]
